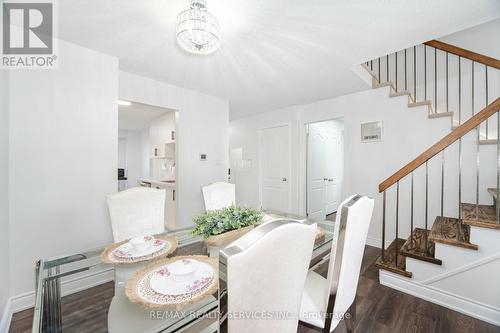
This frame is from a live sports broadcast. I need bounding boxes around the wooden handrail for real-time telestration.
[424,40,500,69]
[379,97,500,193]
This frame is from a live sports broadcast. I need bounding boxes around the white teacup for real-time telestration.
[129,235,154,252]
[169,259,197,282]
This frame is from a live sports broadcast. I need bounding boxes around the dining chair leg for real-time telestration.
[345,298,356,333]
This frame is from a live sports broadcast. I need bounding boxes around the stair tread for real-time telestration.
[375,238,412,278]
[461,202,500,230]
[408,100,432,107]
[389,90,411,97]
[428,111,453,119]
[429,216,478,250]
[400,228,442,265]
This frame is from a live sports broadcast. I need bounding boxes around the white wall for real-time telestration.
[0,70,10,320]
[439,18,500,59]
[8,39,118,298]
[119,71,229,229]
[230,86,462,247]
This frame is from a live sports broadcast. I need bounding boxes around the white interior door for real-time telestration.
[307,121,344,220]
[260,125,290,212]
[324,128,343,214]
[307,125,327,221]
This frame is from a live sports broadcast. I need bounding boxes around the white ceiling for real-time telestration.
[57,0,500,119]
[119,101,173,130]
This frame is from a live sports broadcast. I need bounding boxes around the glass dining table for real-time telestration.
[32,212,335,333]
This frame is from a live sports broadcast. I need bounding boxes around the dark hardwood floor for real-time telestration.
[10,245,500,333]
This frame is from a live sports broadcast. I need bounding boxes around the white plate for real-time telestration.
[149,260,214,296]
[113,238,167,259]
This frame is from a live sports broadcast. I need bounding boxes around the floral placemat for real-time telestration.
[100,234,178,265]
[125,255,218,310]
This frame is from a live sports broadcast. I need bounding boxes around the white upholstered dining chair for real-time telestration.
[218,220,318,333]
[202,182,235,211]
[106,187,166,242]
[299,194,374,333]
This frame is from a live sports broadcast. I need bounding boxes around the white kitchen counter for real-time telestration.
[140,179,176,189]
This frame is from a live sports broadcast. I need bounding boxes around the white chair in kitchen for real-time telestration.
[219,220,317,333]
[107,187,166,242]
[202,182,235,211]
[299,195,374,333]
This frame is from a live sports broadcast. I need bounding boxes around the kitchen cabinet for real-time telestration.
[152,182,176,230]
[149,113,176,158]
[165,187,176,230]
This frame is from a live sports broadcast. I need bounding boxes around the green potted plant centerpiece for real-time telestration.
[192,205,263,256]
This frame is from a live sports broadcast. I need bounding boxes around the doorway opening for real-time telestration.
[117,100,178,230]
[306,119,344,222]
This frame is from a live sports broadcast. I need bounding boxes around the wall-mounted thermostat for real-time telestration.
[200,154,207,161]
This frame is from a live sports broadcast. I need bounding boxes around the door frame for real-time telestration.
[303,118,345,218]
[258,123,293,213]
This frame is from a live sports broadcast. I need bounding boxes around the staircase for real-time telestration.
[361,40,500,324]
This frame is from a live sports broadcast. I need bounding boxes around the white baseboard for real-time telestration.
[380,270,500,327]
[366,236,382,248]
[365,236,392,249]
[1,266,114,332]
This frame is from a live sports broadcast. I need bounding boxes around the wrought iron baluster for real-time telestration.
[441,150,445,216]
[404,49,407,92]
[424,45,427,100]
[486,65,489,139]
[473,61,479,220]
[425,161,429,255]
[446,52,449,113]
[458,57,461,125]
[395,52,398,92]
[458,56,462,241]
[387,54,389,83]
[378,57,381,83]
[395,181,400,267]
[382,190,386,262]
[414,46,417,101]
[411,172,414,242]
[435,48,438,113]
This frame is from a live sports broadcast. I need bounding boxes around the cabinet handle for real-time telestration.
[173,190,175,201]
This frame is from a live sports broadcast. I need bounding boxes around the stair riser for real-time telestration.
[408,227,500,282]
[469,226,500,250]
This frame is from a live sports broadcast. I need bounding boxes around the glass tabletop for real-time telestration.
[32,214,334,333]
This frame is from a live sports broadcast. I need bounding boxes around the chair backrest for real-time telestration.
[202,182,235,211]
[106,187,166,242]
[324,195,374,332]
[220,220,317,333]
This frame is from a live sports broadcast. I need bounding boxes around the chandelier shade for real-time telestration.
[176,0,220,55]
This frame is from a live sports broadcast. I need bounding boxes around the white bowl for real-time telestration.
[169,259,197,282]
[129,235,154,252]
